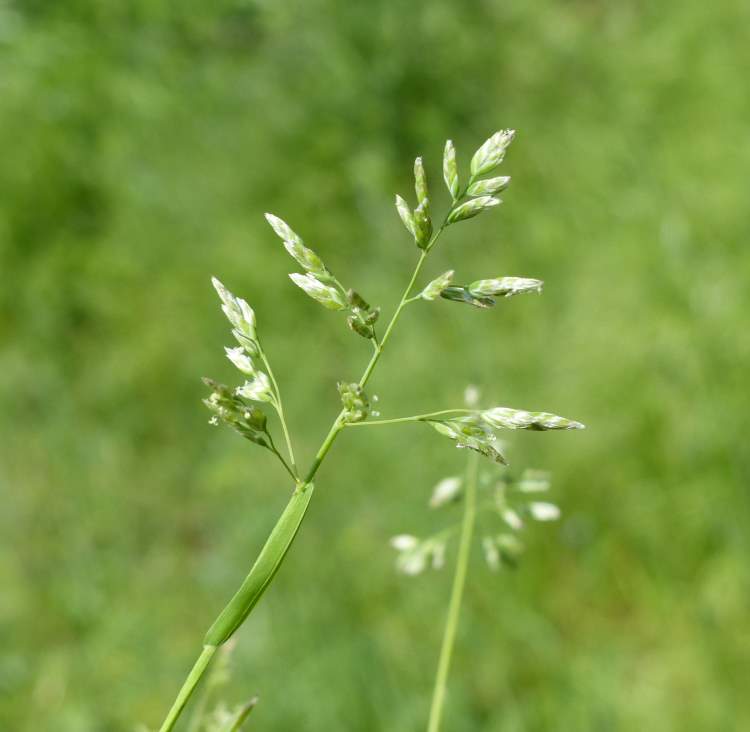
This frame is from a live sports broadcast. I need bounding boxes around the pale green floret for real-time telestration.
[517,469,551,493]
[201,377,272,448]
[495,533,524,566]
[467,176,511,196]
[481,407,585,431]
[338,382,369,423]
[429,417,507,465]
[429,476,462,508]
[443,139,460,200]
[283,240,327,277]
[395,194,415,236]
[528,502,561,521]
[235,372,273,403]
[502,508,523,530]
[211,277,257,342]
[398,549,427,576]
[264,212,303,246]
[446,196,500,224]
[468,276,543,298]
[430,539,447,569]
[421,270,454,300]
[470,129,515,177]
[224,346,256,376]
[482,536,501,571]
[413,199,433,249]
[390,535,446,576]
[464,385,480,407]
[231,328,259,357]
[414,156,429,206]
[439,285,496,309]
[265,213,329,278]
[289,273,347,310]
[390,534,419,551]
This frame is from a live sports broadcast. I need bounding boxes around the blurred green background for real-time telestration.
[2,1,749,730]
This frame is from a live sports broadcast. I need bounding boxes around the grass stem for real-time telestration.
[260,350,298,476]
[426,451,479,732]
[345,408,474,427]
[158,645,217,732]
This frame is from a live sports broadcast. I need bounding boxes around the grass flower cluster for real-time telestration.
[154,130,584,731]
[389,389,569,731]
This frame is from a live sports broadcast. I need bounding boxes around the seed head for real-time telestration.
[202,378,272,448]
[502,508,524,530]
[468,276,543,298]
[283,240,328,278]
[496,533,524,567]
[429,476,462,508]
[470,129,515,177]
[482,537,501,572]
[289,273,347,310]
[225,346,256,376]
[212,277,257,344]
[440,285,496,309]
[395,195,415,237]
[413,199,433,249]
[265,213,332,280]
[345,290,379,340]
[390,535,446,576]
[235,372,273,403]
[420,270,454,301]
[414,157,429,206]
[338,382,369,423]
[390,534,419,552]
[430,540,446,569]
[231,328,259,357]
[517,469,551,493]
[467,176,511,196]
[447,196,501,224]
[464,385,480,407]
[481,407,585,431]
[443,139,460,200]
[528,502,561,521]
[264,213,303,246]
[398,550,427,576]
[429,416,507,465]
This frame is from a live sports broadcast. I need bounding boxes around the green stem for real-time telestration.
[260,351,298,476]
[357,249,429,389]
[345,408,473,427]
[427,451,479,732]
[159,646,217,732]
[302,248,433,484]
[270,445,297,483]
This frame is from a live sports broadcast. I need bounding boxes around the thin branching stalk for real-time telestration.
[346,408,474,427]
[427,451,479,732]
[259,349,298,476]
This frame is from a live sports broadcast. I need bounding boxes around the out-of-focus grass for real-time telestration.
[1,2,749,730]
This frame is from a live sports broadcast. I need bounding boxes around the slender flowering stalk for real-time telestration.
[389,393,566,732]
[427,451,478,732]
[155,130,584,731]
